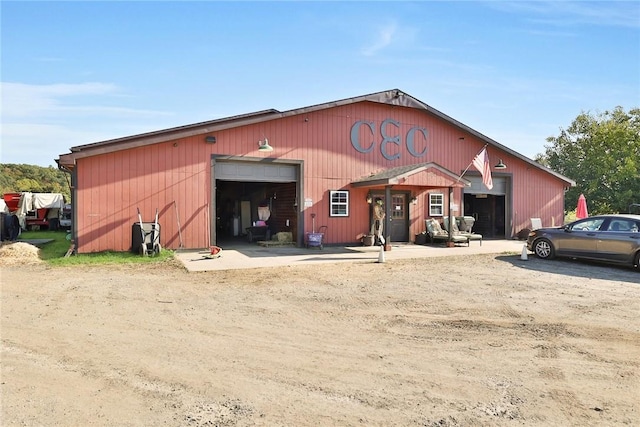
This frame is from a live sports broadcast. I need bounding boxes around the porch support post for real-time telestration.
[447,186,454,246]
[384,185,392,249]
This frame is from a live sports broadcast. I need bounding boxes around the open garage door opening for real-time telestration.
[463,175,510,239]
[463,193,506,238]
[215,180,298,245]
[211,158,303,247]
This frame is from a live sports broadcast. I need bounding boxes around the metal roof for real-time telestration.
[56,88,575,187]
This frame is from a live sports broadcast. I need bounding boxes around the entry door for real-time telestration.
[390,194,409,242]
[372,192,409,242]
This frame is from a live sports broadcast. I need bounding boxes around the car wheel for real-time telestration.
[533,238,555,259]
[634,252,640,270]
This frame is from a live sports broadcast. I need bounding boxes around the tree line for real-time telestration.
[0,164,72,202]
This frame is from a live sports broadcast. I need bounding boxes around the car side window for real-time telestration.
[605,218,640,233]
[606,219,637,232]
[571,218,604,231]
[607,221,623,231]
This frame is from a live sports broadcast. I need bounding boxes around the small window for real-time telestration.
[429,193,444,217]
[330,190,349,217]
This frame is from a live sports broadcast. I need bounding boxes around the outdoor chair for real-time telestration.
[530,218,542,230]
[425,219,469,246]
[456,216,476,233]
[443,216,483,246]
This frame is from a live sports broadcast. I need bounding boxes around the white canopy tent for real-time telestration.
[15,192,65,229]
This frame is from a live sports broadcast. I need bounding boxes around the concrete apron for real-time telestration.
[174,240,527,272]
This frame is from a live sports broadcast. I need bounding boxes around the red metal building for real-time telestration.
[57,89,574,254]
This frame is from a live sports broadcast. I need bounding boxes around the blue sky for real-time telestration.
[2,1,639,167]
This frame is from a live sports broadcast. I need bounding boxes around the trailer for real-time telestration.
[1,192,66,231]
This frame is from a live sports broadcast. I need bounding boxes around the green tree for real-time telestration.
[540,107,640,215]
[0,164,71,201]
[15,178,43,192]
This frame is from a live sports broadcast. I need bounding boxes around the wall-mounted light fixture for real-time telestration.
[258,138,273,152]
[411,195,418,205]
[205,136,216,144]
[494,159,507,169]
[366,191,373,204]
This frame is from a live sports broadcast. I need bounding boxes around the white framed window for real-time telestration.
[329,190,349,217]
[429,193,444,217]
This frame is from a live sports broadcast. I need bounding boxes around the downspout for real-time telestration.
[57,162,76,255]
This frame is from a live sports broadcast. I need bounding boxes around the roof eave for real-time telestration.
[62,109,281,160]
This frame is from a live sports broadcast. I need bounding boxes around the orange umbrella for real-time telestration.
[576,194,589,219]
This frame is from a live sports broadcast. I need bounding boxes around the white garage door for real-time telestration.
[215,161,298,183]
[464,176,507,195]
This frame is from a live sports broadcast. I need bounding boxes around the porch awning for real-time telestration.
[351,162,470,189]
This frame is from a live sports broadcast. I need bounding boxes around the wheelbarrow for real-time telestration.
[137,207,161,256]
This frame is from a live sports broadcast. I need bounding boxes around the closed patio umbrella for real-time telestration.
[576,194,589,219]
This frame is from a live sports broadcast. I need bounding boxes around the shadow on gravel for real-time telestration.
[496,254,640,285]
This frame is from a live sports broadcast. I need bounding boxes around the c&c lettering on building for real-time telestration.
[350,119,428,161]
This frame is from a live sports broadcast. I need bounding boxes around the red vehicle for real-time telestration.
[2,192,66,230]
[2,193,21,211]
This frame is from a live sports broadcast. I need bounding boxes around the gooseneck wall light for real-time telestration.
[494,159,507,169]
[258,138,273,152]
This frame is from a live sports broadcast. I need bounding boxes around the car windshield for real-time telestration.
[569,218,605,231]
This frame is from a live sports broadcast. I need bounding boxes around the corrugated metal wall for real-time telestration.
[73,101,567,253]
[75,136,212,252]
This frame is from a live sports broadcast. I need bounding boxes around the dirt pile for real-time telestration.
[0,242,42,265]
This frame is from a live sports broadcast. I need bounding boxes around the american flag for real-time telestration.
[472,147,493,190]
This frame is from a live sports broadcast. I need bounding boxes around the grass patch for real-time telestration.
[19,230,71,260]
[17,230,174,266]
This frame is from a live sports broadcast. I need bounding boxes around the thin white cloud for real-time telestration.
[2,82,114,118]
[487,1,640,28]
[0,81,175,165]
[2,123,105,144]
[1,82,169,119]
[0,123,113,166]
[361,22,398,56]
